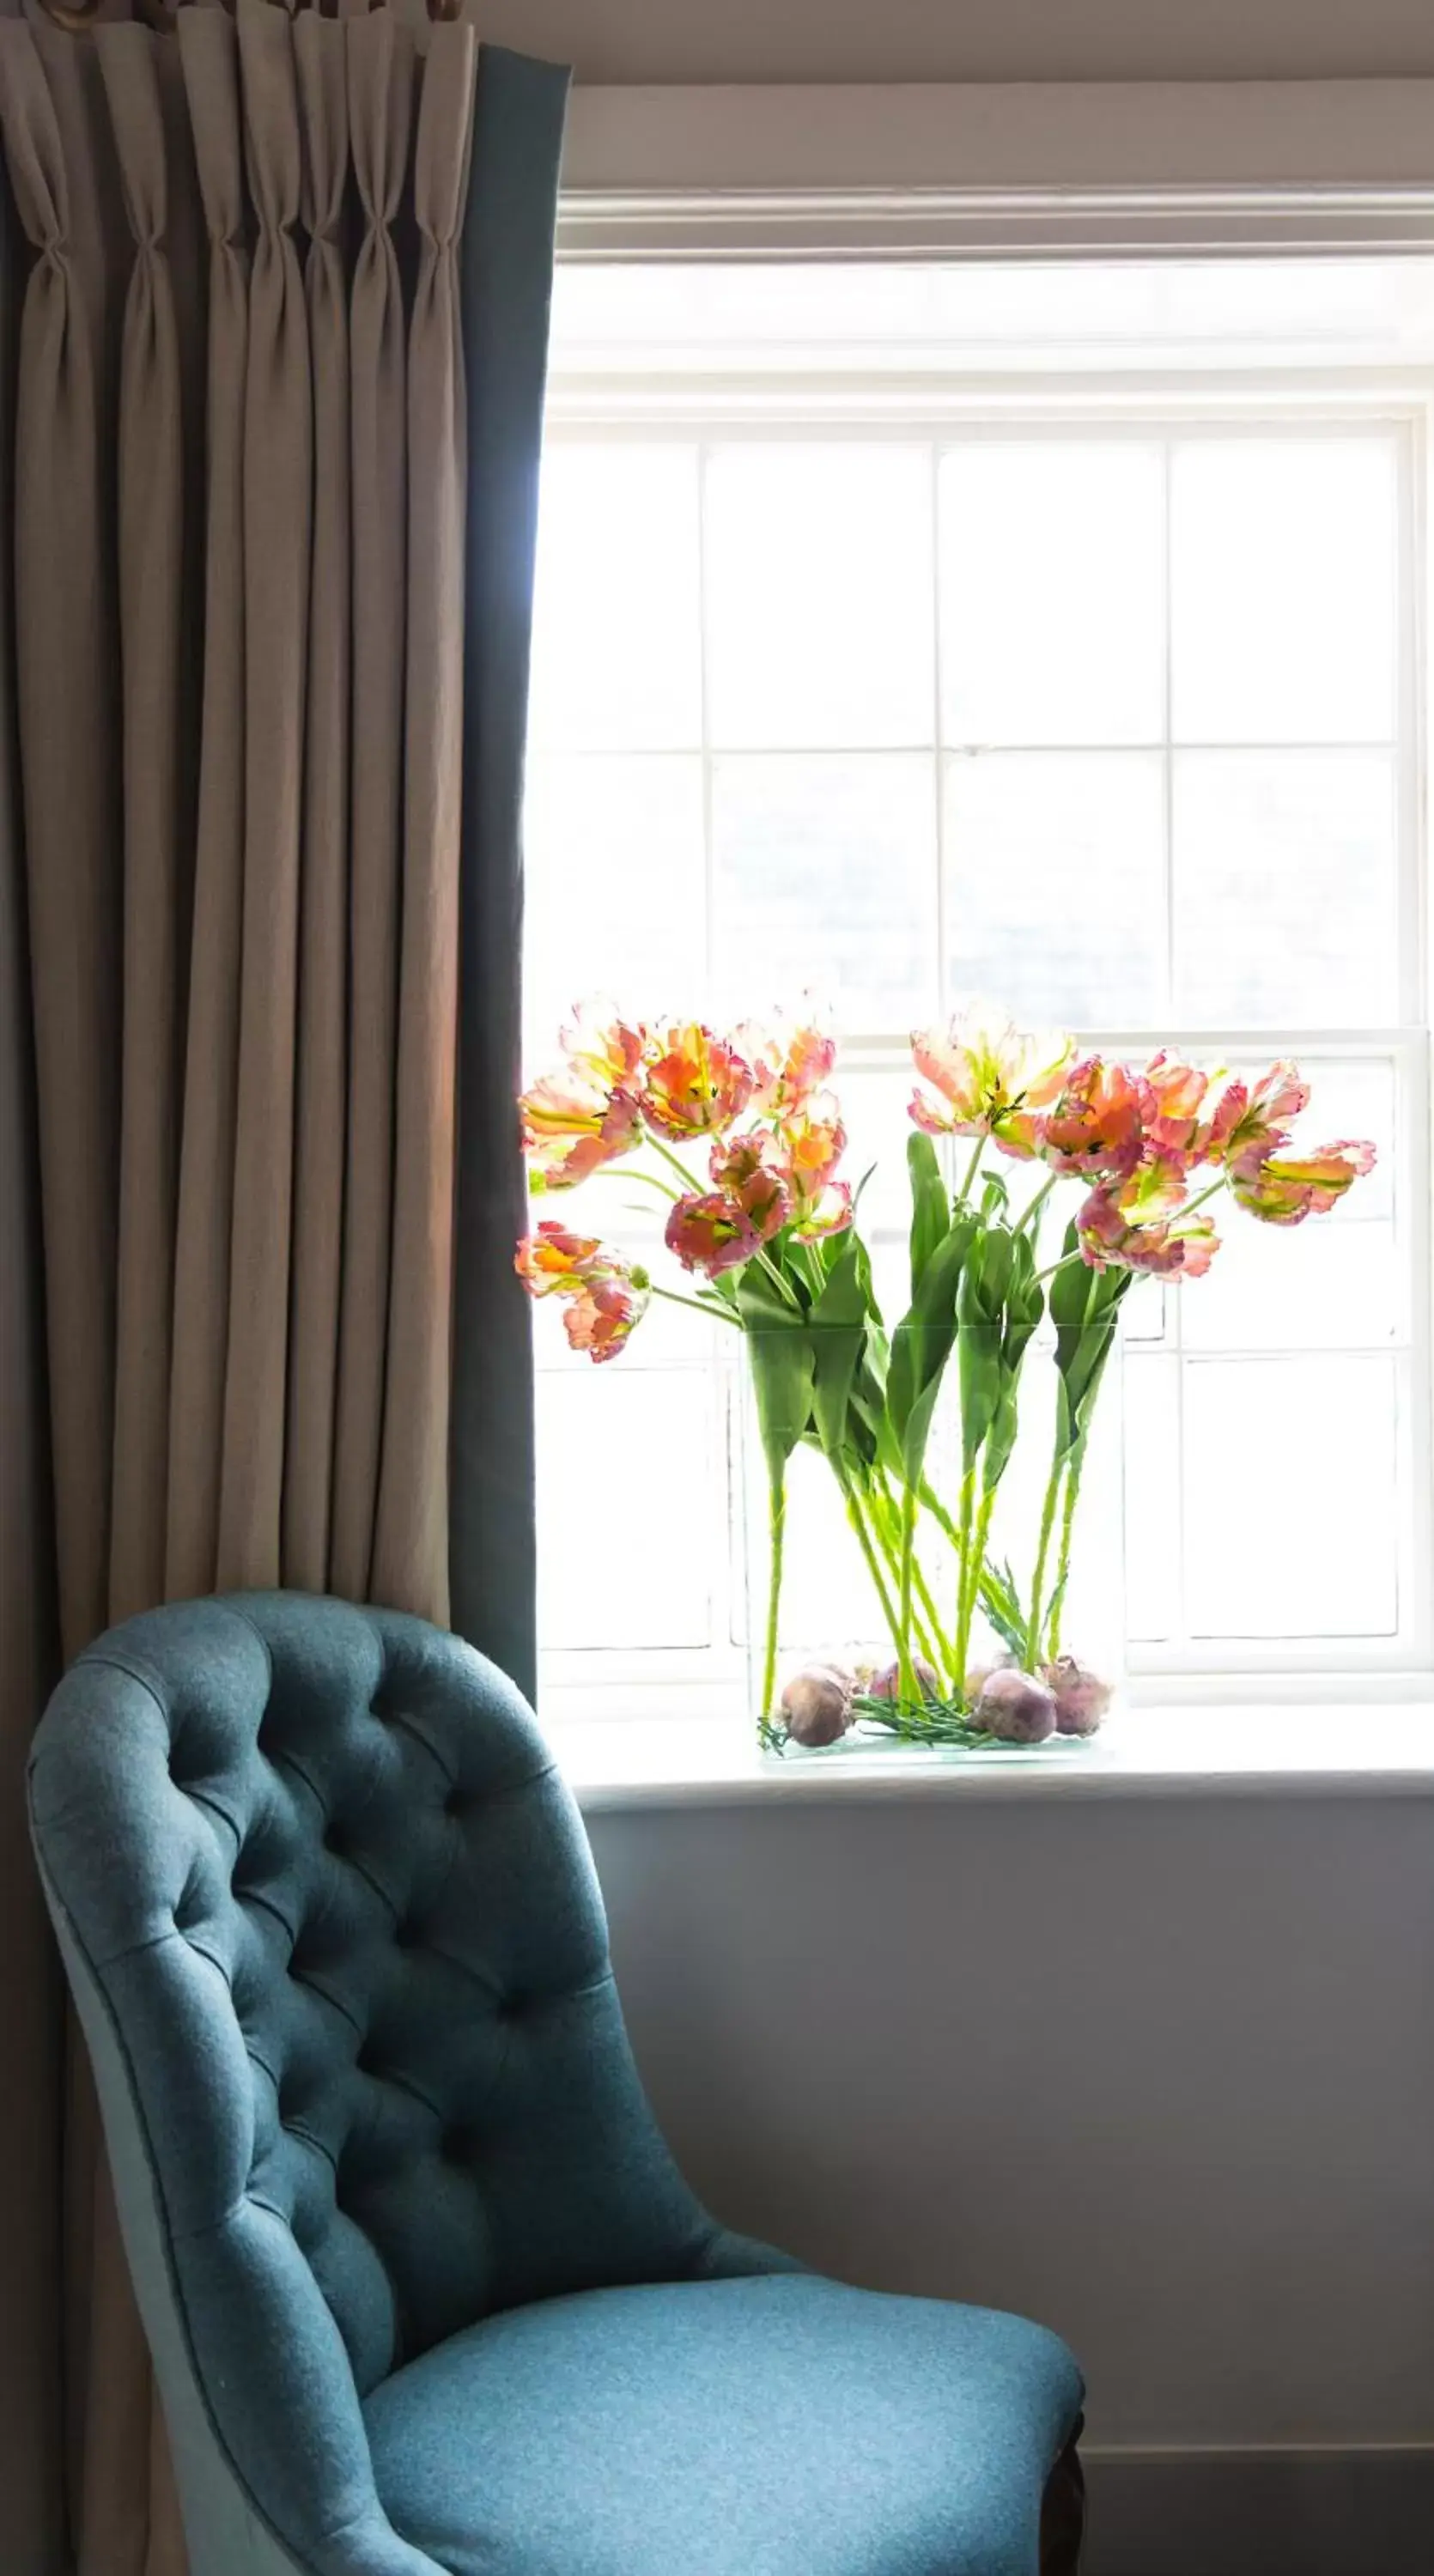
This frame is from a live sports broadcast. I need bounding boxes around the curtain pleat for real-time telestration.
[373,10,474,1619]
[0,9,565,2566]
[284,0,350,1593]
[216,0,313,1588]
[330,0,410,1601]
[167,0,247,1605]
[0,112,65,2576]
[100,21,187,1625]
[0,13,119,1664]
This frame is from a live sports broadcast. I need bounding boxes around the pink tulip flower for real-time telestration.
[562,1273,649,1363]
[1143,1052,1218,1158]
[665,1189,764,1279]
[1037,1056,1151,1181]
[791,1180,854,1242]
[909,1004,1073,1157]
[1230,1137,1376,1226]
[738,1006,838,1115]
[778,1092,847,1194]
[641,1023,755,1141]
[1206,1060,1313,1169]
[519,1004,647,1190]
[514,1221,650,1362]
[709,1129,793,1245]
[520,1074,643,1191]
[1077,1176,1219,1279]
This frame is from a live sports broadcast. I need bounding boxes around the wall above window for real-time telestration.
[556,82,1434,264]
[483,3,1434,89]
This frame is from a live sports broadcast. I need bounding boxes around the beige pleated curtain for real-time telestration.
[0,0,502,2566]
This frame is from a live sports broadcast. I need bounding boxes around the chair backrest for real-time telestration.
[30,1593,720,2575]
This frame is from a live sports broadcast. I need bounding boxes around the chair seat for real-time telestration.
[362,2271,1083,2576]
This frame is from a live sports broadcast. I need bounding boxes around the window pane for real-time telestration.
[835,1061,927,1242]
[945,752,1165,1024]
[1182,1216,1399,1352]
[528,447,702,750]
[524,754,706,1040]
[737,1425,891,1658]
[1182,1355,1398,1637]
[1173,751,1398,1027]
[1123,1354,1182,1642]
[1171,438,1397,744]
[705,446,933,748]
[711,755,938,1030]
[538,1370,716,1649]
[939,442,1164,745]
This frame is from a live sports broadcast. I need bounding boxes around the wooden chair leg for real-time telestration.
[1039,2424,1086,2575]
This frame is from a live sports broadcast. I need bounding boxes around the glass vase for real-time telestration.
[738,1315,1127,1750]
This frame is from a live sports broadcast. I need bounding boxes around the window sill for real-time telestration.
[545,1703,1434,1812]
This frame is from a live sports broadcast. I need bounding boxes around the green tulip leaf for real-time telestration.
[1048,1230,1129,1462]
[982,1230,1045,1491]
[736,1263,817,1485]
[809,1230,877,1464]
[887,1208,978,1489]
[907,1131,950,1298]
[957,1222,1016,1471]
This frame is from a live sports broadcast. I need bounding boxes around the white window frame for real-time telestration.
[532,151,1434,1716]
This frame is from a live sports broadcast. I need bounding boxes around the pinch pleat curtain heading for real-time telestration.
[0,3,568,2568]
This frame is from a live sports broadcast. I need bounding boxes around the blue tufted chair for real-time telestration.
[29,1592,1086,2576]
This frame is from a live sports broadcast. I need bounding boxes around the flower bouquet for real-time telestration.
[516,1000,1375,1756]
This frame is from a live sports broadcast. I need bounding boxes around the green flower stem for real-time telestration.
[761,1465,786,1718]
[1047,1439,1086,1663]
[796,1242,825,1303]
[589,1164,679,1203]
[867,1486,945,1682]
[648,1285,742,1327]
[954,1473,998,1692]
[1014,1172,1057,1236]
[918,1478,960,1551]
[646,1133,701,1193]
[868,1474,946,1672]
[1026,1450,1066,1668]
[896,1481,921,1699]
[841,1478,903,1656]
[908,1548,953,1686]
[957,1137,985,1205]
[1179,1172,1230,1220]
[951,1463,977,1674]
[756,1245,804,1310]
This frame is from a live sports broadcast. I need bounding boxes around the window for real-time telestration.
[523,258,1433,1717]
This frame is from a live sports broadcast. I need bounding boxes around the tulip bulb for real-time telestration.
[779,1664,855,1748]
[1041,1657,1113,1736]
[867,1656,942,1704]
[975,1667,1058,1745]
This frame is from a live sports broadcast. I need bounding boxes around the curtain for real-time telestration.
[0,5,568,2569]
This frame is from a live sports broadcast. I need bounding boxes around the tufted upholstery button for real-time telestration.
[394,1918,421,1951]
[323,1821,348,1858]
[441,2124,480,2165]
[442,1785,466,1820]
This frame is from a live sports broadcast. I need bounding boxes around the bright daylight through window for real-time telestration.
[521,258,1433,1724]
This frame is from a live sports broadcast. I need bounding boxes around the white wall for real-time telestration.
[483,0,1434,85]
[587,1789,1434,2458]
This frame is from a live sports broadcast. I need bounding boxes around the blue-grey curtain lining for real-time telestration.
[449,46,570,1704]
